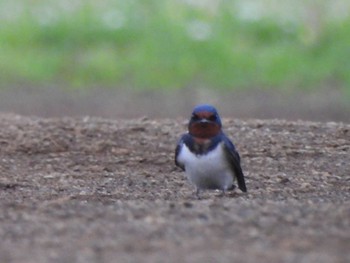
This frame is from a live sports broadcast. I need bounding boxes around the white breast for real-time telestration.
[177,142,234,191]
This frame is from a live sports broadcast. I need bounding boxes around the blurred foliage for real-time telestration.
[0,0,349,93]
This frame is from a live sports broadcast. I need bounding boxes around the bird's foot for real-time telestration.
[217,189,226,197]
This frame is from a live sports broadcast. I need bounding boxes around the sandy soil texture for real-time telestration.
[0,114,349,263]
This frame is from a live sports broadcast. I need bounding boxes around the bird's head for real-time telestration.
[188,104,222,139]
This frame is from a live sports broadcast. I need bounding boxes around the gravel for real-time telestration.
[0,114,349,263]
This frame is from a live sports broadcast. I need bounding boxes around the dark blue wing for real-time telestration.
[222,135,247,192]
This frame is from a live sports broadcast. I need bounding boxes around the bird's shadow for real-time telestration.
[190,190,243,200]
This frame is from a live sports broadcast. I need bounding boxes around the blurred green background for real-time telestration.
[0,0,349,121]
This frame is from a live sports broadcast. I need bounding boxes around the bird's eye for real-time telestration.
[209,115,217,121]
[192,114,200,120]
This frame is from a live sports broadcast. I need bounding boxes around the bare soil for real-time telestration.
[0,114,349,263]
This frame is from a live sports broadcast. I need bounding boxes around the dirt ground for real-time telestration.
[0,114,349,263]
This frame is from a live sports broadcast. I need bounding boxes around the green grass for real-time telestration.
[0,0,349,94]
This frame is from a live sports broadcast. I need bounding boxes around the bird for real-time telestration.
[175,104,247,198]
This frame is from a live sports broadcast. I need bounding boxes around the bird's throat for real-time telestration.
[193,137,210,145]
[189,122,220,139]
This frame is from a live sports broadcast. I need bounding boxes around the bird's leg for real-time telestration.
[195,188,201,199]
[220,189,226,197]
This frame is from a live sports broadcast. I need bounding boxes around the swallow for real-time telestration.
[175,104,247,198]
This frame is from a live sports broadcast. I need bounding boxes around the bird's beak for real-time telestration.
[199,119,210,124]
